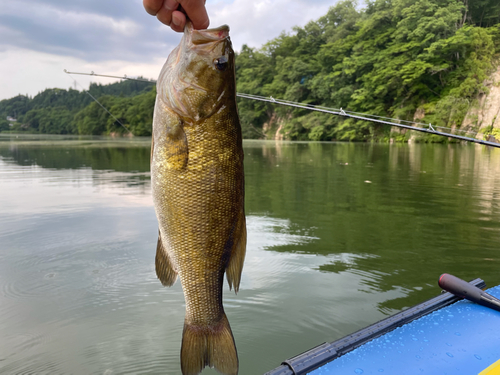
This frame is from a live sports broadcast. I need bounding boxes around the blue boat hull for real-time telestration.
[311,285,500,374]
[266,281,500,375]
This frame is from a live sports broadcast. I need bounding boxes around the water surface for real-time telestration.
[0,134,499,374]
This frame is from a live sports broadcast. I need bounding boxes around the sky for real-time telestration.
[0,0,336,101]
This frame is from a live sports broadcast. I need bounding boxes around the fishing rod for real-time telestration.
[237,93,500,148]
[64,70,154,83]
[439,273,500,312]
[63,70,500,149]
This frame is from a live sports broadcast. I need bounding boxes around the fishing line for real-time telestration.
[64,70,134,136]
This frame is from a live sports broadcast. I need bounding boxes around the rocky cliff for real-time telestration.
[462,64,500,142]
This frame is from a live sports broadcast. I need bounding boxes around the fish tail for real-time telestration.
[180,313,238,375]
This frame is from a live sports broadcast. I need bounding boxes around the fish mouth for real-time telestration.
[158,22,230,120]
[185,22,229,45]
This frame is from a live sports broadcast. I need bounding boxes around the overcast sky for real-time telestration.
[0,0,336,101]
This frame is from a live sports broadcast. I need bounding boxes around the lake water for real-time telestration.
[0,134,499,374]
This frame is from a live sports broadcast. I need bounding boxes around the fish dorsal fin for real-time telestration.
[165,118,188,170]
[155,231,178,287]
[226,211,246,293]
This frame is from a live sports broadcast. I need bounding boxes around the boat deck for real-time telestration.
[311,285,500,374]
[266,281,500,375]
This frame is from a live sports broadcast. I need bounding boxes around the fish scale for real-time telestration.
[151,22,246,375]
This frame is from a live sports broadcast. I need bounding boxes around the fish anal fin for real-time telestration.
[181,314,238,375]
[226,212,246,293]
[166,119,188,170]
[155,231,178,287]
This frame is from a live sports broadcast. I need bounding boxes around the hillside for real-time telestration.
[0,79,155,136]
[235,0,500,141]
[1,0,499,141]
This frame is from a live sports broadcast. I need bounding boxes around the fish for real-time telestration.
[150,22,246,375]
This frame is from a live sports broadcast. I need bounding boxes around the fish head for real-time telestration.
[158,22,235,122]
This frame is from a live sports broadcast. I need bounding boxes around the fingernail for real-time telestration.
[164,0,178,11]
[172,13,181,26]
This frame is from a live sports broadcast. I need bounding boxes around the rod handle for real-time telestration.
[439,273,500,313]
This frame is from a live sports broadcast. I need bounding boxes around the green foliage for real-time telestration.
[466,0,500,27]
[72,87,156,136]
[0,118,10,132]
[482,124,500,140]
[493,128,500,140]
[235,0,500,141]
[23,106,76,134]
[87,79,154,99]
[0,95,31,121]
[0,79,155,136]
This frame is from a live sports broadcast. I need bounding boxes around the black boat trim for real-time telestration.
[264,278,486,375]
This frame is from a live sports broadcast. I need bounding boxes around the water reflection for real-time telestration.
[0,136,499,374]
[0,139,151,172]
[246,141,500,306]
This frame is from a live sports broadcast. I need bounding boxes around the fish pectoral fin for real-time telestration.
[155,231,178,287]
[165,118,188,170]
[226,212,246,294]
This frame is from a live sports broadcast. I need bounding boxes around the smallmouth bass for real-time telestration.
[151,22,246,375]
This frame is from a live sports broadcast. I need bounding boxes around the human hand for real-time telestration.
[143,0,209,32]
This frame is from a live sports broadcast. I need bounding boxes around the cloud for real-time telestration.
[0,47,165,99]
[209,0,333,50]
[0,0,336,100]
[0,0,180,62]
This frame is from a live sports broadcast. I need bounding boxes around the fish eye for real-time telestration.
[214,56,228,71]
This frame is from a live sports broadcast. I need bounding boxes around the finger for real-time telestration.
[155,5,173,26]
[163,0,180,11]
[156,0,180,26]
[178,0,209,29]
[143,0,164,15]
[171,11,186,32]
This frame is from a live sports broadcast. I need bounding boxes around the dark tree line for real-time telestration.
[0,79,155,136]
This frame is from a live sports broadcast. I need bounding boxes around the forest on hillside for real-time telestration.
[0,80,156,136]
[1,0,499,141]
[236,0,500,140]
